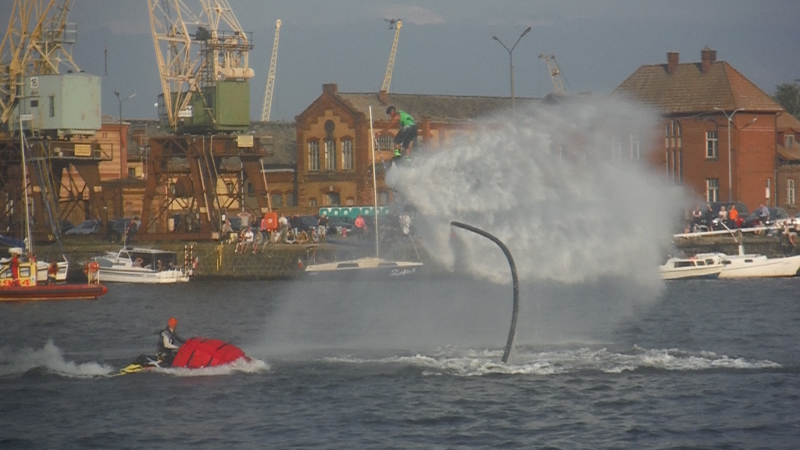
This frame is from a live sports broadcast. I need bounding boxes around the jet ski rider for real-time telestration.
[157,317,186,365]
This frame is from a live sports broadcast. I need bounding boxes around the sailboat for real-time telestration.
[0,115,107,301]
[303,107,423,279]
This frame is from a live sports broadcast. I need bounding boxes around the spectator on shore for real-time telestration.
[728,205,739,228]
[704,204,715,231]
[354,215,366,240]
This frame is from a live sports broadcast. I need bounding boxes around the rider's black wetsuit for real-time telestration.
[156,327,185,365]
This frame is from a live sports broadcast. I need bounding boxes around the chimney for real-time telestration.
[667,52,679,74]
[701,46,716,73]
[322,83,338,95]
[379,90,388,105]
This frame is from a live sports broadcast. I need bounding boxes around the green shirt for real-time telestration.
[398,110,415,127]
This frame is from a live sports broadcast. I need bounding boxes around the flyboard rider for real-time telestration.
[156,317,186,365]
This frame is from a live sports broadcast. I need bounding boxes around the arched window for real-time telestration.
[342,139,354,170]
[325,140,336,171]
[308,140,320,171]
[285,192,296,207]
[326,192,340,206]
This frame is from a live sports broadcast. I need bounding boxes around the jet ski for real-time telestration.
[119,337,249,375]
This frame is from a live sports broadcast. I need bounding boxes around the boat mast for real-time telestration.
[369,107,380,258]
[20,115,33,259]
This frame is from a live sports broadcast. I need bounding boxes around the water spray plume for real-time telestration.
[388,96,686,296]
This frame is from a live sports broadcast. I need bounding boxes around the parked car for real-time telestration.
[326,216,354,235]
[742,207,789,228]
[65,219,101,235]
[108,218,137,243]
[291,215,319,232]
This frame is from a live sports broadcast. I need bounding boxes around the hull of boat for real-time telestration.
[0,283,108,302]
[305,257,422,280]
[719,254,800,278]
[97,268,189,284]
[659,266,723,280]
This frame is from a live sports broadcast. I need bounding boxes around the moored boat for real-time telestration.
[91,247,191,284]
[304,256,422,279]
[718,250,800,278]
[659,253,725,280]
[0,258,107,302]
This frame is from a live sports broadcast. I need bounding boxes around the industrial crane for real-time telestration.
[141,0,271,240]
[0,0,81,126]
[0,0,106,241]
[381,19,401,93]
[538,54,566,95]
[261,19,281,122]
[147,0,254,131]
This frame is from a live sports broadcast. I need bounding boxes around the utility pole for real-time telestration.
[714,107,744,202]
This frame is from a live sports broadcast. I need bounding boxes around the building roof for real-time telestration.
[338,92,541,123]
[778,112,800,132]
[613,57,784,115]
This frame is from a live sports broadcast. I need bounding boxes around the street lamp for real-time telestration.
[114,91,136,219]
[491,26,531,114]
[714,106,744,202]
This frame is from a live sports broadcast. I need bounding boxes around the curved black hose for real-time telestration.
[450,221,519,363]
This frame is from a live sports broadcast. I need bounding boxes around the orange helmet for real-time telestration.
[168,317,178,328]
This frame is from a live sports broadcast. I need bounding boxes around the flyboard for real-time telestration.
[118,337,249,375]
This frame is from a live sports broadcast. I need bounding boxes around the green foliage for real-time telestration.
[774,80,800,120]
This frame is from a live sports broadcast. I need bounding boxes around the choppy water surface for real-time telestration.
[1,277,799,448]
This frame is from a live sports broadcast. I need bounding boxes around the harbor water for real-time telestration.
[1,276,799,448]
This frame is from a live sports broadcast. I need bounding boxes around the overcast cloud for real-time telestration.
[2,0,798,121]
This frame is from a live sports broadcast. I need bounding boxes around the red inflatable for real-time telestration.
[171,337,248,369]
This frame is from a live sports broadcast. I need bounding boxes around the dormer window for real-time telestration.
[786,134,795,149]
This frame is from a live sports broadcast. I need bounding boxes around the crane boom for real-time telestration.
[0,0,80,125]
[148,0,254,130]
[381,19,401,93]
[261,19,281,122]
[538,54,566,95]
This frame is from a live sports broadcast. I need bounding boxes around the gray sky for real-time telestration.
[6,0,798,122]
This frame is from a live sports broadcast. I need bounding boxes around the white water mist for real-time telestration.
[387,96,684,296]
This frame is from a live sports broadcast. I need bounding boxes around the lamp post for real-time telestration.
[114,91,135,218]
[491,26,531,114]
[714,107,744,202]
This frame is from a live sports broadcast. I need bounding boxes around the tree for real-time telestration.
[774,80,800,120]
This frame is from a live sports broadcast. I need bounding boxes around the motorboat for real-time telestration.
[91,248,191,284]
[718,244,800,278]
[0,122,107,302]
[659,253,725,280]
[304,256,422,279]
[119,337,250,375]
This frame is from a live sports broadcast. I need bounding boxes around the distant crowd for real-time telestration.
[219,210,415,254]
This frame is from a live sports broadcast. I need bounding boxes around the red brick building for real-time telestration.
[294,83,535,209]
[614,47,788,212]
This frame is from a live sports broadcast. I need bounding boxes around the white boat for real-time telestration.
[718,244,800,278]
[36,260,68,282]
[303,106,423,279]
[659,253,725,280]
[91,248,191,284]
[304,256,422,279]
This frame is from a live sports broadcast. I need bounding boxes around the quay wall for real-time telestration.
[31,238,417,280]
[23,234,793,281]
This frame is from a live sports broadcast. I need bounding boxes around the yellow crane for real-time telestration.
[538,53,566,95]
[0,0,81,125]
[381,19,401,93]
[147,0,254,131]
[261,19,281,122]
